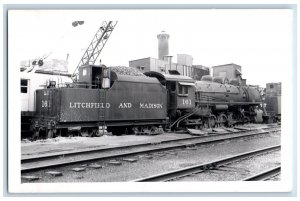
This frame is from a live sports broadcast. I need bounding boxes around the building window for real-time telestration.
[178,85,189,96]
[136,66,145,71]
[270,84,274,89]
[21,79,28,93]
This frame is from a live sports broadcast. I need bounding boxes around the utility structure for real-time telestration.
[72,21,118,80]
[157,31,170,60]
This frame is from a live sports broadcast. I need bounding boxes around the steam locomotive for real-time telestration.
[26,64,263,139]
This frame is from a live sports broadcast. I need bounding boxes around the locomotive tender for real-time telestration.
[30,64,263,139]
[32,65,167,138]
[264,82,281,122]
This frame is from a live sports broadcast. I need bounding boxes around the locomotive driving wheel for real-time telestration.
[217,114,227,127]
[202,117,209,129]
[47,129,54,138]
[227,113,234,127]
[208,115,217,128]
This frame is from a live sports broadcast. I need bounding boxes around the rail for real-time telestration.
[242,166,281,181]
[131,145,280,182]
[21,126,280,173]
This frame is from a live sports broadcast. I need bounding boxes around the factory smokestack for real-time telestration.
[157,31,170,60]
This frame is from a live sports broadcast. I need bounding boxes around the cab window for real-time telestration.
[21,79,28,93]
[178,85,189,96]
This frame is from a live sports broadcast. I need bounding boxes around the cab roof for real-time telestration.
[144,71,195,83]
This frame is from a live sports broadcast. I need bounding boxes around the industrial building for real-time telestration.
[266,82,281,96]
[264,82,281,121]
[129,31,210,81]
[212,63,246,85]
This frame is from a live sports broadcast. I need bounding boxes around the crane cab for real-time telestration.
[77,65,111,89]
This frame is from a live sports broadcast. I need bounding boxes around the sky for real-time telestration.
[9,9,293,87]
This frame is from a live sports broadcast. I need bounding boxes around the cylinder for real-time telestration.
[215,105,228,110]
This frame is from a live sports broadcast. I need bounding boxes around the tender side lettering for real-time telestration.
[118,103,132,108]
[69,102,110,109]
[68,102,163,109]
[41,100,51,108]
[140,103,163,109]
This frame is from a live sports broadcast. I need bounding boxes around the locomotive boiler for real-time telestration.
[182,75,263,129]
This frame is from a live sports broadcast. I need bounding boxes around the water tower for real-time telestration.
[157,31,170,60]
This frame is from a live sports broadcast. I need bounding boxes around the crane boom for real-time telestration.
[72,21,118,79]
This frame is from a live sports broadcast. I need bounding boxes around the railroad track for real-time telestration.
[22,124,279,160]
[21,126,280,173]
[242,166,281,181]
[131,145,281,182]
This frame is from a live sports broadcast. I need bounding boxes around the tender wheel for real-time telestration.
[243,116,250,124]
[95,130,104,137]
[32,130,40,140]
[132,127,139,135]
[88,129,97,137]
[150,126,159,135]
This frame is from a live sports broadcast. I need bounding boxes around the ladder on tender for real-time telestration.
[96,89,108,136]
[98,90,106,120]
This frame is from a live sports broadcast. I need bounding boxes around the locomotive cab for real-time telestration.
[144,71,195,118]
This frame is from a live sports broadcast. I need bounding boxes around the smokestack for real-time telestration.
[157,31,170,60]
